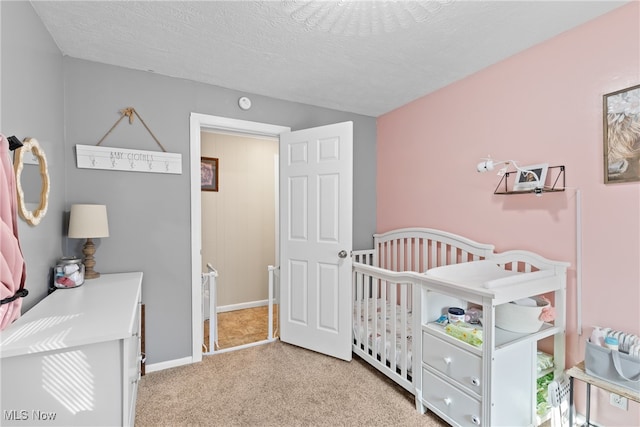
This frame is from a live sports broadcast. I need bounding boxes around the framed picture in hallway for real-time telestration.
[201,157,219,192]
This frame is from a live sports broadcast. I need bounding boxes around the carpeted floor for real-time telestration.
[136,341,449,426]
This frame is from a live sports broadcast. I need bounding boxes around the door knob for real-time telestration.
[338,250,348,258]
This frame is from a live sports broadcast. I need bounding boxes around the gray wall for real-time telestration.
[2,0,376,365]
[63,58,376,363]
[1,1,65,311]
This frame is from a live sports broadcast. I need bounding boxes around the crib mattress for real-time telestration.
[353,299,412,373]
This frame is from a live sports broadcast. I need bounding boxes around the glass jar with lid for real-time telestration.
[54,257,85,288]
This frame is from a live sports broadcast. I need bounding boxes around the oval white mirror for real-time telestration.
[13,137,50,226]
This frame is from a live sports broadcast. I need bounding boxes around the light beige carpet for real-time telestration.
[135,341,449,426]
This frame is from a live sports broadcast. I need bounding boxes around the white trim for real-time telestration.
[190,113,290,363]
[145,356,193,373]
[274,154,280,267]
[576,189,583,336]
[217,299,268,313]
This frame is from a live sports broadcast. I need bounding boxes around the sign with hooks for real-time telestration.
[75,144,182,174]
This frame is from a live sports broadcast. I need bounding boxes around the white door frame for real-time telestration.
[190,113,290,362]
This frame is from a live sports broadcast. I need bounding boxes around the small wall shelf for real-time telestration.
[494,165,566,195]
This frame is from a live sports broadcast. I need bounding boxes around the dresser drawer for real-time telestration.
[422,368,482,427]
[422,331,482,395]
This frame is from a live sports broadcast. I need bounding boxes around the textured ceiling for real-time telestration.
[30,1,628,117]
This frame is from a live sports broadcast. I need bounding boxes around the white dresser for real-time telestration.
[1,272,143,426]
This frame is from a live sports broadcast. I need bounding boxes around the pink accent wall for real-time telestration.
[377,3,639,425]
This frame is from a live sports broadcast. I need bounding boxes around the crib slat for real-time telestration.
[355,270,362,349]
[380,279,386,367]
[363,273,368,344]
[388,280,396,373]
[440,242,448,267]
[400,283,408,377]
[430,240,437,269]
[386,241,391,271]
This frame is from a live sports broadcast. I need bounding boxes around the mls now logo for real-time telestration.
[4,410,57,421]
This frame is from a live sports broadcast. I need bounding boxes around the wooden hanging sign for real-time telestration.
[76,107,182,174]
[75,144,182,174]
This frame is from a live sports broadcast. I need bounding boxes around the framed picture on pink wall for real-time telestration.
[603,84,640,184]
[201,157,218,192]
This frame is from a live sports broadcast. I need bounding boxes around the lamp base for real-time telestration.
[84,270,101,280]
[82,237,101,280]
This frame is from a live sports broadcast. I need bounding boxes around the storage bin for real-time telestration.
[495,296,548,333]
[585,341,640,393]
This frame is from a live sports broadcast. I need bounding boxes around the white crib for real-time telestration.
[352,228,495,393]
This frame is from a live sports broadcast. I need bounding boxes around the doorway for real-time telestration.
[190,113,291,363]
[200,130,278,352]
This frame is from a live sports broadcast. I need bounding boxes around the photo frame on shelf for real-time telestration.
[603,84,640,184]
[201,157,218,192]
[513,163,548,191]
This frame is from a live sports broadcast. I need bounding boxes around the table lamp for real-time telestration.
[68,204,109,279]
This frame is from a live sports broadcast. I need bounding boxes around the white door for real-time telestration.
[279,121,353,361]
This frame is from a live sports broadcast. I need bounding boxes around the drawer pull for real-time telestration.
[471,377,480,386]
[443,357,452,365]
[471,415,481,425]
[443,397,452,406]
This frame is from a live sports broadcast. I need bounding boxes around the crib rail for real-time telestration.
[493,250,571,274]
[352,262,414,393]
[353,249,375,266]
[374,227,495,272]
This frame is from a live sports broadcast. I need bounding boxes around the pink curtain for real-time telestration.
[0,134,27,330]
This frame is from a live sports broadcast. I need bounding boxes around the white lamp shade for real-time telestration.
[68,204,109,238]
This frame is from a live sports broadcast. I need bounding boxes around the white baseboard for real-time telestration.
[217,299,268,313]
[145,356,193,373]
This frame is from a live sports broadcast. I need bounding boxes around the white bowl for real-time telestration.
[495,297,549,333]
